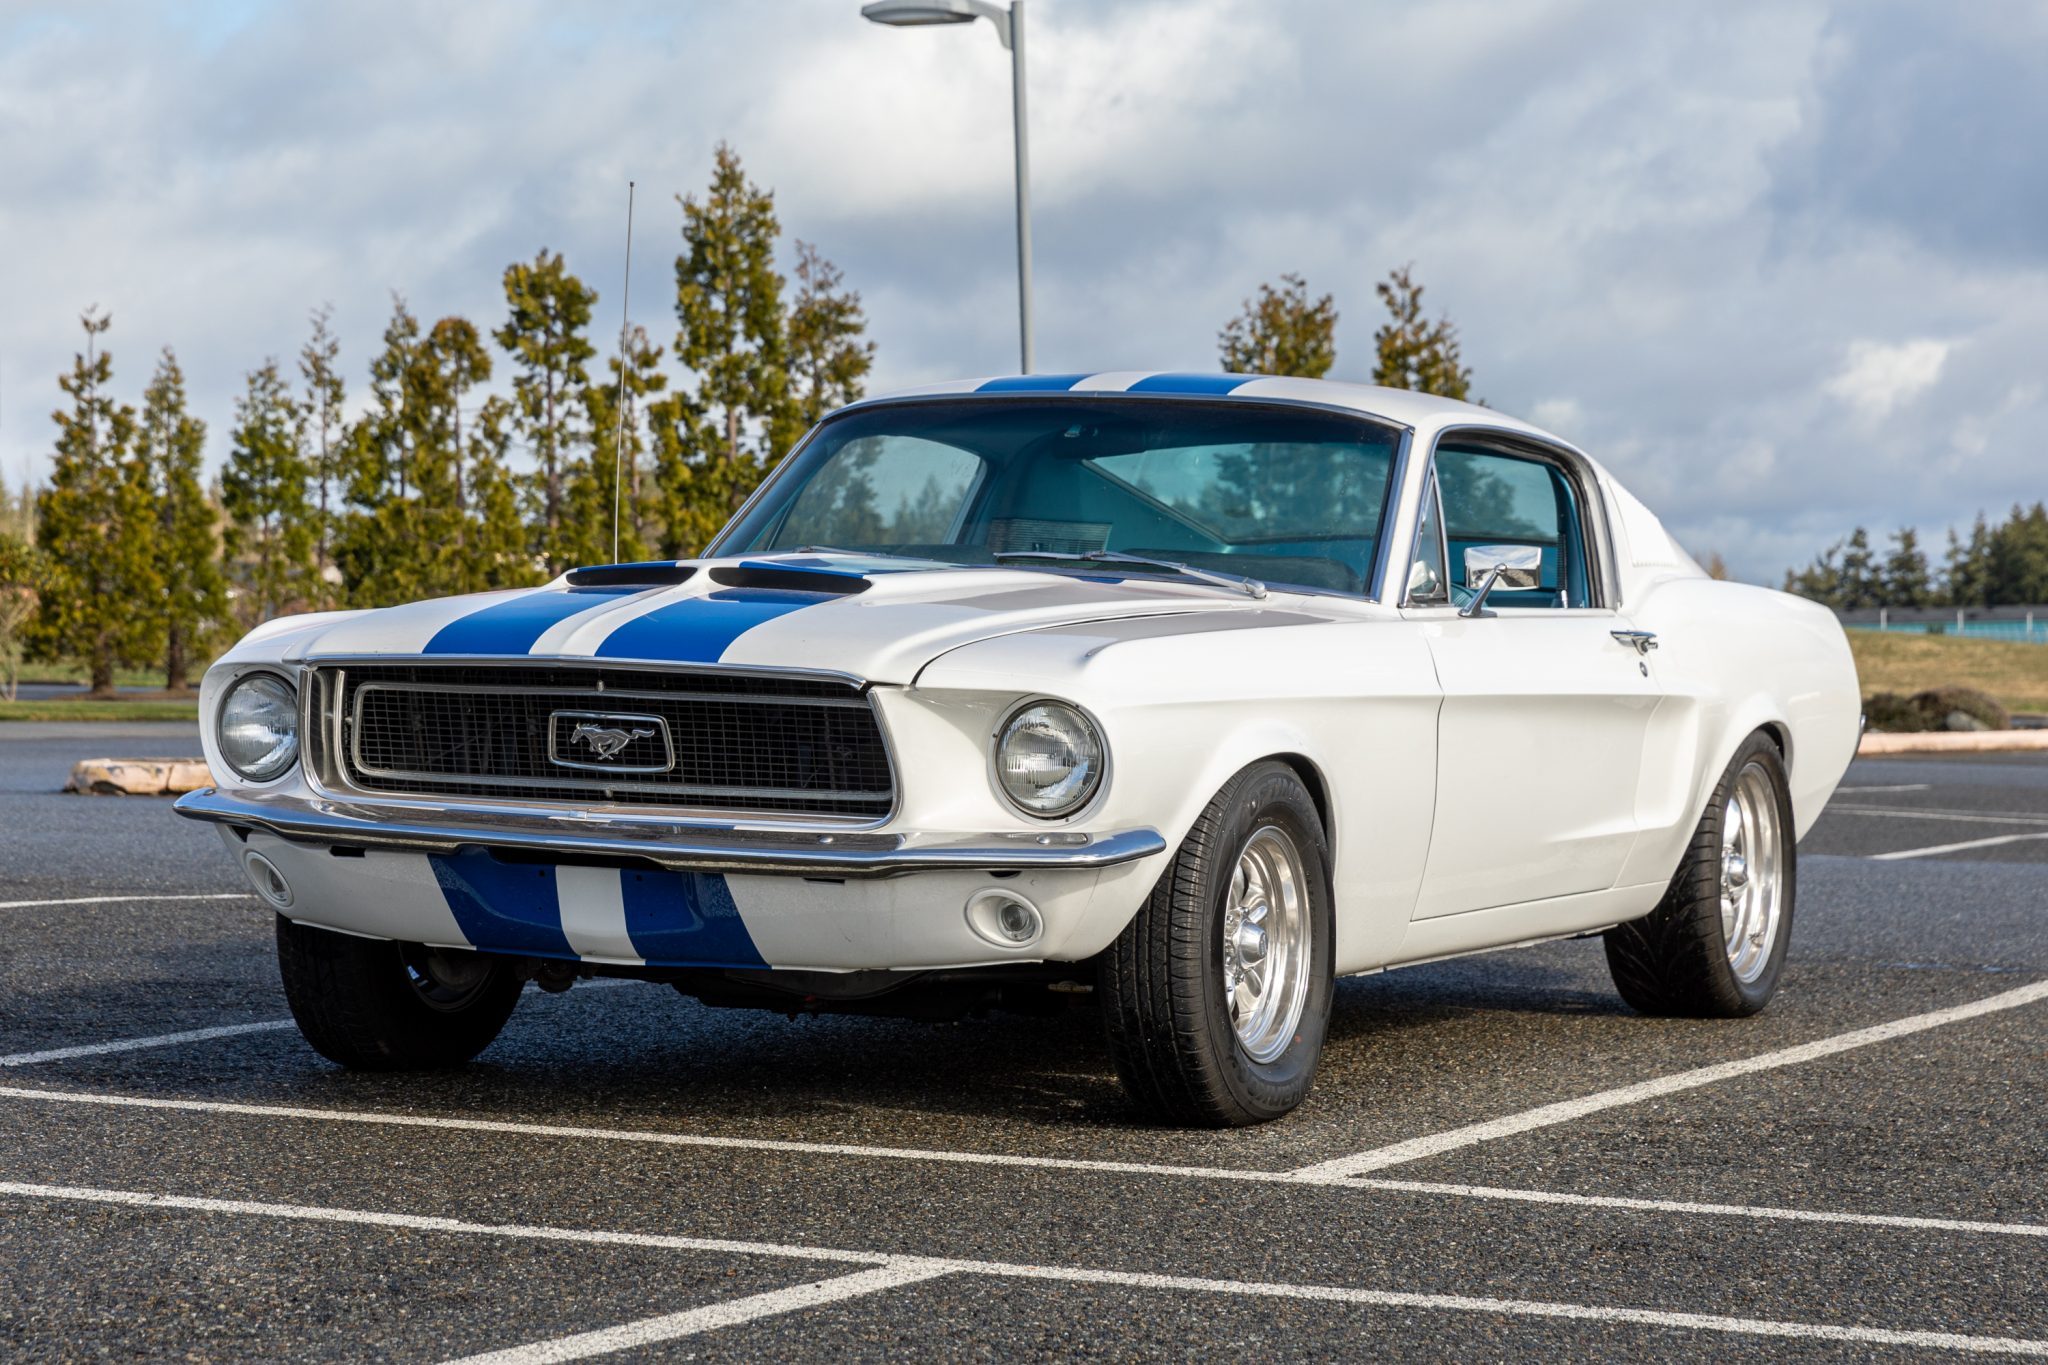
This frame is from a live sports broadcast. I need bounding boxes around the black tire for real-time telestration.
[1604,731,1796,1017]
[275,915,523,1069]
[1100,760,1335,1127]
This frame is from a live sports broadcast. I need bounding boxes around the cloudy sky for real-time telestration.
[2,0,2042,582]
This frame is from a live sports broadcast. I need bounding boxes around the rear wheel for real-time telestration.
[276,916,523,1069]
[1604,732,1796,1016]
[1100,761,1335,1126]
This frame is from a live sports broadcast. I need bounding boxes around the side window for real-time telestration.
[1434,444,1595,609]
[1405,473,1449,606]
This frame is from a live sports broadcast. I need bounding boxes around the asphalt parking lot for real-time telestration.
[2,722,2043,1361]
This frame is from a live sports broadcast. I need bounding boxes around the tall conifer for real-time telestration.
[137,348,228,688]
[1217,274,1337,378]
[495,249,596,571]
[222,360,314,627]
[300,306,347,606]
[1372,266,1473,399]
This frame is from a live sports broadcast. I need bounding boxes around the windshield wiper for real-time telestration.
[993,550,1267,600]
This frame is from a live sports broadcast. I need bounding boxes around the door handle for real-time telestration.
[1611,629,1658,655]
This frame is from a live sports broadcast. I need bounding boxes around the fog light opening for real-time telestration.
[965,889,1043,949]
[244,851,294,909]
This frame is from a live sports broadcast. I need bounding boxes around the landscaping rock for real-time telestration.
[65,758,213,796]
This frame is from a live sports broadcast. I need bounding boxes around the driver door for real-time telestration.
[1404,438,1663,920]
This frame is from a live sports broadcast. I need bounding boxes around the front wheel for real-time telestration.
[1604,732,1797,1016]
[275,916,524,1069]
[1100,761,1335,1126]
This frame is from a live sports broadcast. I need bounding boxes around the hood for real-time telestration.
[275,553,1295,684]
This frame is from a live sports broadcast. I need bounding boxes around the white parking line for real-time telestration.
[3,1182,2041,1357]
[0,892,254,911]
[4,1082,2045,1239]
[441,1263,955,1364]
[1870,833,2048,862]
[1832,806,2048,827]
[0,1021,295,1068]
[1289,978,2048,1180]
[1839,783,1932,793]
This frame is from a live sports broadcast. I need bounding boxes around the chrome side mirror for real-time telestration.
[1459,562,1509,618]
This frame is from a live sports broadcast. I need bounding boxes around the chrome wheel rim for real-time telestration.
[1221,825,1311,1064]
[1720,761,1785,984]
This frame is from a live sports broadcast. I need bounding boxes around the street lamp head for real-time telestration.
[861,0,1012,48]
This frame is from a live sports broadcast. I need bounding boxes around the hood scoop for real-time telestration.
[711,563,871,596]
[565,562,698,588]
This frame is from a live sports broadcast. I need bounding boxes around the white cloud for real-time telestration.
[1823,339,1950,417]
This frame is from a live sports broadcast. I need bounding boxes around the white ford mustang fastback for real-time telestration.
[179,373,1861,1125]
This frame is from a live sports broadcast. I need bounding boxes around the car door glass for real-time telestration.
[1406,474,1449,606]
[1434,444,1592,609]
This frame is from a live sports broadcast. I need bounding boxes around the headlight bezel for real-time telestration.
[215,670,302,784]
[988,697,1109,821]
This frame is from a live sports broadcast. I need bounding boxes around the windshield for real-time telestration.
[711,398,1401,596]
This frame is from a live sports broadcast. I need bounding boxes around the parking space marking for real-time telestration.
[0,892,254,911]
[1871,833,2048,862]
[0,1021,294,1068]
[1290,978,2048,1180]
[1832,806,2048,827]
[4,1083,2045,1240]
[1839,784,1932,793]
[4,1181,2042,1357]
[441,1263,955,1364]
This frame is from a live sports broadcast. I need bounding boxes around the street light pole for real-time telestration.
[861,0,1035,373]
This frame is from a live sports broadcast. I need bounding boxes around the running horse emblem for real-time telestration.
[569,722,658,761]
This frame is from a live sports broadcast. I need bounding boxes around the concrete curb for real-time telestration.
[1858,730,2048,756]
[65,758,213,796]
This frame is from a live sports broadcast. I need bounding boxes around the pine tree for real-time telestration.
[674,144,792,527]
[137,348,228,688]
[0,533,41,702]
[464,397,544,592]
[1836,526,1880,610]
[1372,265,1473,399]
[1987,502,2048,606]
[33,311,162,695]
[784,241,874,438]
[300,305,347,606]
[1945,514,1993,607]
[574,323,668,568]
[222,360,315,627]
[646,389,721,559]
[1784,539,1845,606]
[494,249,596,571]
[1217,273,1336,378]
[1880,527,1932,608]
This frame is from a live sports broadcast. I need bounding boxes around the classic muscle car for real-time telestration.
[178,372,1861,1125]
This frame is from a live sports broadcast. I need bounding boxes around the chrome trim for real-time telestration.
[544,710,675,774]
[298,653,874,691]
[173,788,1167,878]
[1418,424,1621,613]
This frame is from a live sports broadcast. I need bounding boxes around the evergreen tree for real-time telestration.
[221,360,315,627]
[1987,502,2048,605]
[1880,527,1932,608]
[33,311,161,695]
[674,144,792,525]
[1217,273,1336,378]
[574,323,668,568]
[0,533,41,702]
[784,240,874,438]
[494,249,596,571]
[646,388,721,559]
[300,305,347,606]
[1835,526,1880,610]
[137,348,228,688]
[1945,514,1993,607]
[464,397,544,592]
[1372,265,1473,399]
[1784,539,1845,606]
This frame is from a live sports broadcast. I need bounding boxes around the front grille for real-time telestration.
[319,664,894,818]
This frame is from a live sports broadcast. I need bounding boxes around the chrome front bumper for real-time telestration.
[173,788,1167,878]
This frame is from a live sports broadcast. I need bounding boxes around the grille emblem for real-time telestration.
[547,710,675,774]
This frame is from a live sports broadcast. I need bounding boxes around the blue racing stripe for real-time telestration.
[619,869,768,968]
[423,586,644,655]
[1124,372,1254,395]
[594,588,833,664]
[975,373,1093,392]
[429,851,577,960]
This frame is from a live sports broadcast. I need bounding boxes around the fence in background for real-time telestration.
[1839,606,2048,644]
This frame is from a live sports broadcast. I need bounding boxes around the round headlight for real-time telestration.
[994,702,1104,818]
[218,673,300,782]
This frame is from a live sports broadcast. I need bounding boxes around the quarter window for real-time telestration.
[1433,443,1596,609]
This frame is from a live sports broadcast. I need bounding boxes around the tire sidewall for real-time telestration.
[1707,736,1797,1011]
[1197,764,1336,1117]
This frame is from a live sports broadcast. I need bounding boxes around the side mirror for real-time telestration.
[1459,562,1509,618]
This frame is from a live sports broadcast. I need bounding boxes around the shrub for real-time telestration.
[1861,686,2011,732]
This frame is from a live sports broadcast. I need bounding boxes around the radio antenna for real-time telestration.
[611,180,636,566]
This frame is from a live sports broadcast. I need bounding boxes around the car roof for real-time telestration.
[844,371,1569,448]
